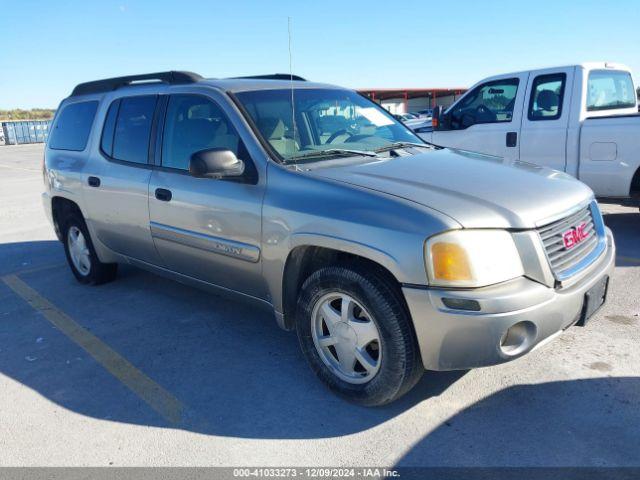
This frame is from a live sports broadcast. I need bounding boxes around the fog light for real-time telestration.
[500,321,537,356]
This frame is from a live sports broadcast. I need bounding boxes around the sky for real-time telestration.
[1,0,639,109]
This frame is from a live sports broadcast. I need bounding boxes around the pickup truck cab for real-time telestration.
[429,62,640,201]
[43,71,615,405]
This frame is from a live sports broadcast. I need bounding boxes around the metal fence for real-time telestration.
[1,120,52,145]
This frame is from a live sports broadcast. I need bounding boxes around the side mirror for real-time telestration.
[432,106,451,131]
[432,106,442,130]
[189,148,245,179]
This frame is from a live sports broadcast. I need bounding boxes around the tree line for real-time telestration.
[0,109,56,121]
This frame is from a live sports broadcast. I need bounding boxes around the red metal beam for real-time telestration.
[357,88,467,93]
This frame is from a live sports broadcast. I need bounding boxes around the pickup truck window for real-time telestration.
[49,101,98,151]
[528,73,566,121]
[161,95,241,170]
[449,79,519,129]
[235,88,420,161]
[586,70,636,111]
[112,95,157,164]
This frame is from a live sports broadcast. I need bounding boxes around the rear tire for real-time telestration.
[62,213,117,285]
[295,265,423,406]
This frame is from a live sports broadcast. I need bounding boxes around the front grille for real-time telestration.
[538,205,599,277]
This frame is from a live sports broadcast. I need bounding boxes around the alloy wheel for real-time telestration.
[311,292,382,384]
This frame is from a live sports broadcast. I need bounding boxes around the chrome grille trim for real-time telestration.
[537,201,606,281]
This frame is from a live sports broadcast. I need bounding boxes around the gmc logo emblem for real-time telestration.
[562,222,589,249]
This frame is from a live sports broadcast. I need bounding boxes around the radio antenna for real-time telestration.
[288,16,298,162]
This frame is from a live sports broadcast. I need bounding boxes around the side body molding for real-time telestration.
[150,221,260,263]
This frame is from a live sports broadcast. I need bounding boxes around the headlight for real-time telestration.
[425,230,524,288]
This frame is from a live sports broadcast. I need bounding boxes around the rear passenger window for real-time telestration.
[528,73,566,121]
[49,101,98,151]
[112,96,157,164]
[161,95,241,170]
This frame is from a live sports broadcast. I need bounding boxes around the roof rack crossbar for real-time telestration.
[70,71,203,96]
[230,74,306,81]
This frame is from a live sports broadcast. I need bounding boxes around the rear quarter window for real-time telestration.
[48,101,99,151]
[586,70,636,111]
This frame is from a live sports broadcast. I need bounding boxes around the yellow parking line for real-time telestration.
[1,274,183,425]
[617,255,640,265]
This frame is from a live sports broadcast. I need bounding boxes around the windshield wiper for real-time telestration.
[286,148,379,163]
[374,141,432,153]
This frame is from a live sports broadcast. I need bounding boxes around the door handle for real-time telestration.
[155,188,172,202]
[506,132,517,148]
[87,176,101,187]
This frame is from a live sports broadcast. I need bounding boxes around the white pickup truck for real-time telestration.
[428,62,640,201]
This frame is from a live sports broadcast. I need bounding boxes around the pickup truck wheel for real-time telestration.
[296,266,423,406]
[62,214,117,285]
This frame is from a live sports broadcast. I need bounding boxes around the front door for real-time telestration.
[519,68,573,172]
[432,74,528,161]
[148,93,266,299]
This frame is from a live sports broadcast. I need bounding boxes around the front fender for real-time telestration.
[288,232,403,282]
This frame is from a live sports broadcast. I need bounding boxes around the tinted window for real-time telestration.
[528,73,566,121]
[112,96,157,164]
[587,70,636,111]
[49,101,98,151]
[162,95,241,170]
[450,79,519,129]
[100,99,119,156]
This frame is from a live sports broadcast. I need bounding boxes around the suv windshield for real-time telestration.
[235,88,423,162]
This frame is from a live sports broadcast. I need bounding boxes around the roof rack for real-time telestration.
[230,74,307,81]
[70,71,203,96]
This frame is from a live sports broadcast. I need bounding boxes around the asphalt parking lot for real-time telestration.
[1,144,639,467]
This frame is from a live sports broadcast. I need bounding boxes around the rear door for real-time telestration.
[432,74,528,161]
[148,91,266,299]
[82,94,161,265]
[518,67,574,171]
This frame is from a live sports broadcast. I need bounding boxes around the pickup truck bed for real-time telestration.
[579,114,640,197]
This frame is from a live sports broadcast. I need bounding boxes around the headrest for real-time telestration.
[177,118,218,142]
[536,90,559,111]
[257,117,286,139]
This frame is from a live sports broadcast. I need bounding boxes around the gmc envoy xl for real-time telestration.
[43,71,615,405]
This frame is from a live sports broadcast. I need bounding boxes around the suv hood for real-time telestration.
[304,148,594,229]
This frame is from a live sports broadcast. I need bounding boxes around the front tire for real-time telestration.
[295,265,423,406]
[62,213,117,285]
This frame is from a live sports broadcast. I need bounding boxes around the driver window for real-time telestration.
[162,95,241,170]
[450,78,519,129]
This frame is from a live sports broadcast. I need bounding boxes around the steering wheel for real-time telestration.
[326,129,354,144]
[475,105,497,122]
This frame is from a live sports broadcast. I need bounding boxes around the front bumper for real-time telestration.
[404,227,615,371]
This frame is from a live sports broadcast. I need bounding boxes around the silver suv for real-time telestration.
[43,71,615,405]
